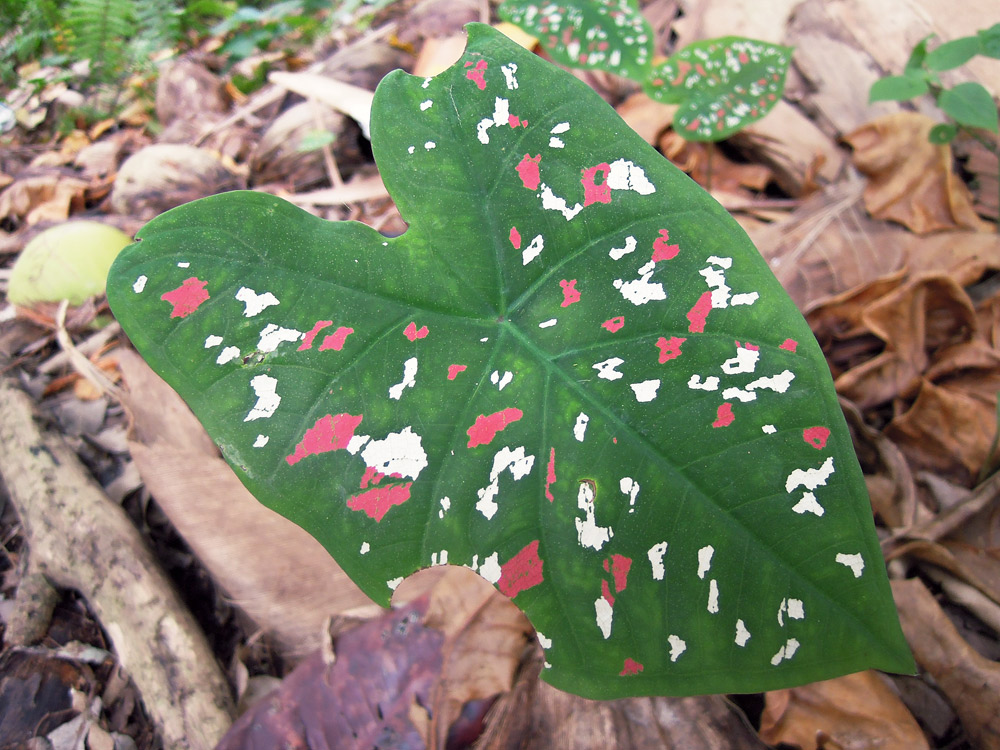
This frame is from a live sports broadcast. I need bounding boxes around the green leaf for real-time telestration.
[643,37,792,141]
[938,81,999,132]
[928,122,958,144]
[925,35,981,71]
[868,74,928,103]
[497,0,653,79]
[980,23,1000,59]
[904,34,933,73]
[107,23,913,698]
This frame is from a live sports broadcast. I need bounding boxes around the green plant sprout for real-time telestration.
[107,24,913,699]
[498,0,791,187]
[870,24,1000,229]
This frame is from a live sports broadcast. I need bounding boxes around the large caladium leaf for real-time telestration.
[644,37,792,141]
[498,0,653,79]
[108,24,913,698]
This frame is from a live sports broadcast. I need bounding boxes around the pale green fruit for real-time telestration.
[9,221,132,306]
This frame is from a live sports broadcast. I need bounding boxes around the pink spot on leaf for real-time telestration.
[404,322,429,341]
[712,403,735,428]
[161,277,209,318]
[605,554,632,594]
[545,447,556,501]
[299,320,333,351]
[286,413,363,466]
[509,226,521,249]
[516,154,541,190]
[347,483,412,522]
[360,465,385,489]
[465,59,487,89]
[779,338,798,352]
[686,292,712,333]
[560,279,580,307]
[467,408,524,448]
[620,658,644,676]
[581,163,611,206]
[602,579,615,606]
[508,114,520,128]
[602,316,625,333]
[656,336,685,363]
[651,229,679,261]
[447,364,467,380]
[498,540,544,598]
[319,326,354,351]
[803,426,831,450]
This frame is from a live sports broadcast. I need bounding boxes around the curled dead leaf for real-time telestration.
[846,113,992,234]
[759,671,928,750]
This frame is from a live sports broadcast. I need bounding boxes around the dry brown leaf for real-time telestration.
[117,349,373,659]
[659,130,775,194]
[422,567,533,749]
[479,668,769,749]
[886,378,997,482]
[759,671,928,750]
[0,173,89,225]
[735,100,846,196]
[834,273,977,408]
[615,92,676,146]
[412,34,469,78]
[846,113,992,234]
[893,577,1000,750]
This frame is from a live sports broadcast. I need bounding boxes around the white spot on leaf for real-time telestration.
[708,579,720,613]
[257,324,303,352]
[132,275,147,293]
[539,183,583,220]
[389,357,418,400]
[735,619,751,647]
[595,597,613,639]
[688,374,720,391]
[573,412,589,441]
[836,552,865,578]
[630,379,660,402]
[539,318,557,328]
[606,158,656,195]
[204,335,223,348]
[786,456,835,493]
[575,481,612,551]
[609,235,637,260]
[244,374,280,421]
[490,370,513,391]
[420,99,432,110]
[360,542,370,554]
[648,542,668,580]
[697,545,714,579]
[792,492,825,516]
[522,234,544,265]
[216,346,240,365]
[594,357,625,381]
[476,446,535,520]
[253,434,268,448]
[236,287,279,317]
[361,426,428,480]
[668,634,686,662]
[387,577,403,590]
[479,552,501,583]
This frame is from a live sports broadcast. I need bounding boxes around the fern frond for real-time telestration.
[131,0,183,60]
[65,0,133,84]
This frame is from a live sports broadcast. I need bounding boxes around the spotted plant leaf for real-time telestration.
[498,0,653,79]
[644,37,792,141]
[107,24,913,698]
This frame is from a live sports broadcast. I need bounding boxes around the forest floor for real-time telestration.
[1,0,1000,748]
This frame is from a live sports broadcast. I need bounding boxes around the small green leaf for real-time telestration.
[107,24,913,698]
[925,35,981,71]
[980,23,1000,59]
[498,0,653,79]
[928,122,958,144]
[297,130,337,152]
[643,37,792,141]
[868,74,928,103]
[938,81,999,132]
[904,34,934,73]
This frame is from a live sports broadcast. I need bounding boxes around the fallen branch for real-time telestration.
[0,378,234,750]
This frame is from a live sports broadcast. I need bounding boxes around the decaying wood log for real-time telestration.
[0,378,235,750]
